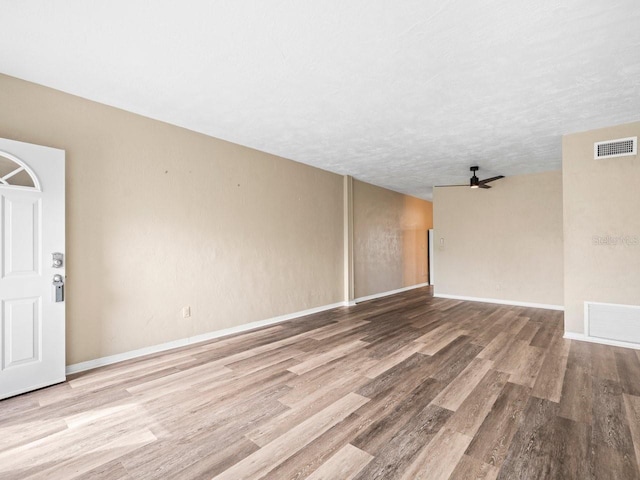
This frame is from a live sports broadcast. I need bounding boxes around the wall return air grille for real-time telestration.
[594,136,637,159]
[585,301,640,347]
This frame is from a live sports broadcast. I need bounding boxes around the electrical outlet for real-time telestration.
[182,306,191,318]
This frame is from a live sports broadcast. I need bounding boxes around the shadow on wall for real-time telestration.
[401,195,430,287]
[402,228,428,287]
[353,180,433,299]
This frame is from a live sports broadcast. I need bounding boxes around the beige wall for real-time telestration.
[0,74,344,365]
[433,170,564,306]
[563,121,640,333]
[353,179,433,298]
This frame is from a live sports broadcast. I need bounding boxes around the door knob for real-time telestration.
[52,275,64,302]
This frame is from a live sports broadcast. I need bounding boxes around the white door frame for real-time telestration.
[428,228,434,285]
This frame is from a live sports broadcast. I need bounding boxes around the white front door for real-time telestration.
[0,138,65,400]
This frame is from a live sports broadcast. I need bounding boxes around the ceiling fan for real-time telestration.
[435,166,504,189]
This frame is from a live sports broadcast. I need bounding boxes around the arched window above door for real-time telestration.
[0,151,39,189]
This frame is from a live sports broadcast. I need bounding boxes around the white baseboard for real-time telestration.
[66,300,347,375]
[354,283,430,304]
[433,293,564,311]
[563,332,640,351]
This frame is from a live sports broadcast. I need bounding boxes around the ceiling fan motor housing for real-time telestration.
[470,166,480,187]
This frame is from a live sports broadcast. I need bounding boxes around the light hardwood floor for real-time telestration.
[1,287,640,479]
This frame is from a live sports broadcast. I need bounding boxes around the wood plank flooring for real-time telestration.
[1,287,640,479]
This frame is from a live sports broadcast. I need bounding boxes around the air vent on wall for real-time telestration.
[594,136,637,159]
[585,301,640,347]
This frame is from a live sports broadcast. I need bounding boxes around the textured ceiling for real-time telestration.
[1,1,640,199]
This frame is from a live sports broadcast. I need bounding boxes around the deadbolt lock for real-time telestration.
[52,252,63,268]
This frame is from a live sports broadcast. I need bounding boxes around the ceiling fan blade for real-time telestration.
[433,184,468,187]
[478,175,504,184]
[478,184,491,189]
